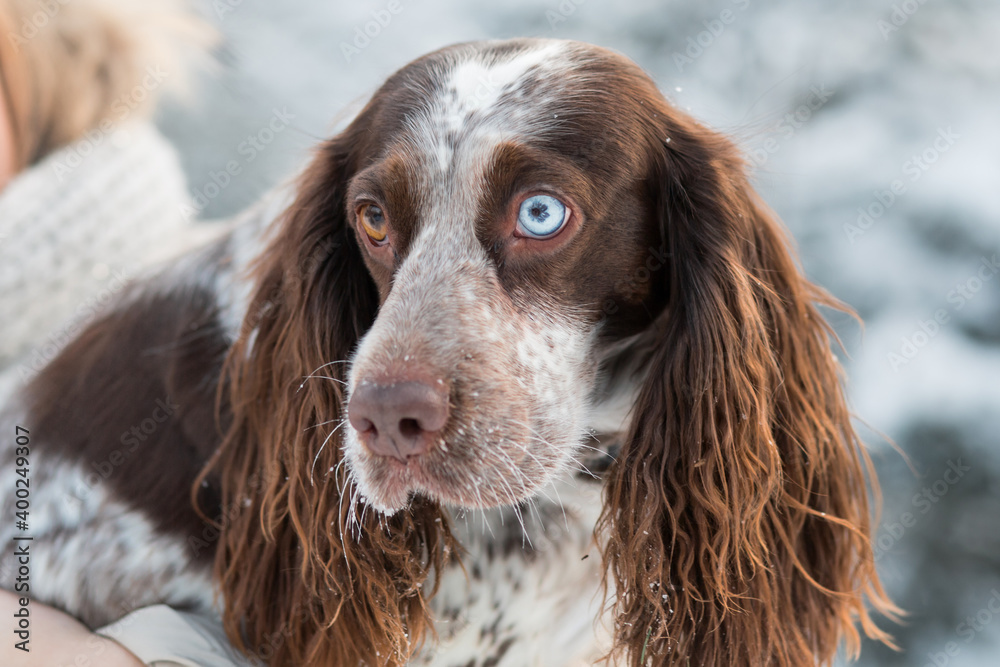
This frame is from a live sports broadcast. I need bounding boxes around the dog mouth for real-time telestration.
[346,425,548,514]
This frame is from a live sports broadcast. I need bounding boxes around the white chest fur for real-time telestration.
[417,476,611,667]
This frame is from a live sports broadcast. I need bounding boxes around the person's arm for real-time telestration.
[0,590,144,666]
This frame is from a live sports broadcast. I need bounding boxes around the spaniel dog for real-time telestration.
[0,39,896,666]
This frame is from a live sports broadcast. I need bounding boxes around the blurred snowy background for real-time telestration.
[160,1,1000,664]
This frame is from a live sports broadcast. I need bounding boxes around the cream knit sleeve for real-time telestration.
[0,121,214,378]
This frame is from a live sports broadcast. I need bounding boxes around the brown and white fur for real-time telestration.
[0,39,897,666]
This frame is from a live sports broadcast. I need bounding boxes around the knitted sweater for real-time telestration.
[0,121,212,389]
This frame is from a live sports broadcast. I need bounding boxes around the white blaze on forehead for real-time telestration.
[429,41,571,171]
[444,41,567,123]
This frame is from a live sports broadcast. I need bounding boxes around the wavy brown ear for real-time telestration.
[196,132,453,666]
[599,117,899,666]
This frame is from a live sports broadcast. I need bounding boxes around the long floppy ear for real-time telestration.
[599,117,899,666]
[196,132,454,666]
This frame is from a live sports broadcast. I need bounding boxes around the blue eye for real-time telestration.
[517,195,567,238]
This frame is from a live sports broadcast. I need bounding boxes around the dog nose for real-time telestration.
[348,380,450,461]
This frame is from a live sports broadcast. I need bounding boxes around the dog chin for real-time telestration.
[356,470,459,516]
[360,489,409,516]
[353,460,530,516]
[351,465,413,515]
[345,432,558,515]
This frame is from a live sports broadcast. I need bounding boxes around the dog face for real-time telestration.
[338,40,665,513]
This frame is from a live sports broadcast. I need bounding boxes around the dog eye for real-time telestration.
[358,204,388,245]
[516,195,567,239]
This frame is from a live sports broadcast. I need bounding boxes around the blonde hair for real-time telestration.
[0,0,215,167]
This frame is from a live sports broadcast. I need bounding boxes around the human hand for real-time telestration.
[0,590,144,667]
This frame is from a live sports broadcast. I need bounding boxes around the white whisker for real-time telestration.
[310,420,347,485]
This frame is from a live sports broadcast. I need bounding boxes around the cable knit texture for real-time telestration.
[0,121,199,385]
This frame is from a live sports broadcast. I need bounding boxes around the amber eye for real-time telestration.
[358,204,388,245]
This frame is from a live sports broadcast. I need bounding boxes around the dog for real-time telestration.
[0,38,896,666]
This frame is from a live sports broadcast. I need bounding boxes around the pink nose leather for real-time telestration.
[348,380,450,461]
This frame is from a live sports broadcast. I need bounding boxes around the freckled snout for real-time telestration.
[348,379,450,462]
